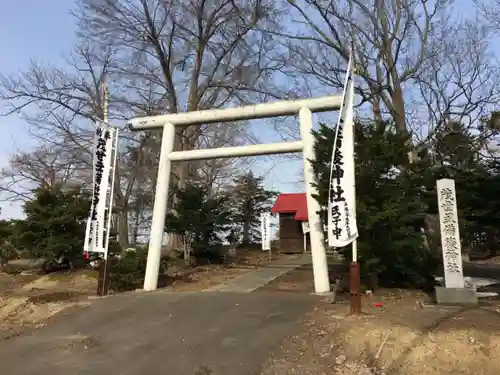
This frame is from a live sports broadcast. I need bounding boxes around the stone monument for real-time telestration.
[435,179,477,305]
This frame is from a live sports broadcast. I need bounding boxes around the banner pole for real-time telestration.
[269,214,272,262]
[96,78,115,297]
[348,46,361,314]
[326,49,361,314]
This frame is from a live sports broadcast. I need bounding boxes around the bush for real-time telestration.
[312,121,438,289]
[108,249,163,292]
[108,253,144,292]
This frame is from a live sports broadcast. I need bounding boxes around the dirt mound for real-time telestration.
[335,310,500,375]
[21,271,97,293]
[262,292,500,375]
[1,270,97,339]
[0,295,90,326]
[0,272,15,286]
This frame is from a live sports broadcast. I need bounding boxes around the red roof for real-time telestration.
[271,193,308,221]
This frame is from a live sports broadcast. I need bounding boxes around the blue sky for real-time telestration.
[0,1,303,219]
[0,1,78,218]
[0,0,480,220]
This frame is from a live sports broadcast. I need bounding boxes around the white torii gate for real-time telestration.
[128,95,343,294]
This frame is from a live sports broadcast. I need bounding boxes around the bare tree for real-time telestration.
[413,17,499,143]
[273,0,444,132]
[469,1,500,157]
[0,43,143,246]
[0,0,283,248]
[273,0,499,149]
[476,0,500,28]
[77,0,284,249]
[1,146,83,202]
[0,43,110,198]
[190,121,260,195]
[75,0,283,186]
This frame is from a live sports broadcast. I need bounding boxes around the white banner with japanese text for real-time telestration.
[260,212,272,251]
[327,57,359,248]
[84,123,117,254]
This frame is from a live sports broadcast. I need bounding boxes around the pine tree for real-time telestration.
[165,184,232,263]
[0,220,17,269]
[433,119,480,173]
[311,121,438,288]
[14,185,92,260]
[428,116,500,258]
[227,171,277,245]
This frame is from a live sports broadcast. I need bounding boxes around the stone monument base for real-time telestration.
[435,286,478,306]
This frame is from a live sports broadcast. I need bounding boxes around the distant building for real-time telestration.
[271,193,310,253]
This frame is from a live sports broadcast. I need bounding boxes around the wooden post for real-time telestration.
[349,261,362,314]
[97,258,110,297]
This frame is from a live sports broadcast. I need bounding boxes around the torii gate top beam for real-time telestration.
[128,95,342,130]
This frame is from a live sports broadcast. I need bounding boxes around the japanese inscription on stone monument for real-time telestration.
[436,178,464,288]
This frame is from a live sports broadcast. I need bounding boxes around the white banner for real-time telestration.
[302,221,310,234]
[327,57,359,248]
[84,123,117,254]
[260,212,271,251]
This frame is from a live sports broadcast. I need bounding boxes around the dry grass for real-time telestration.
[22,270,98,293]
[261,267,500,375]
[0,294,90,326]
[0,270,97,339]
[263,298,500,375]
